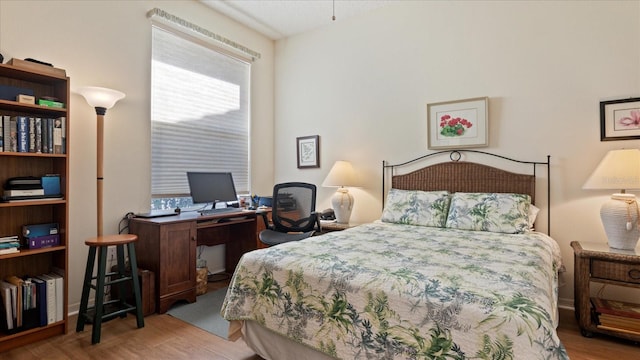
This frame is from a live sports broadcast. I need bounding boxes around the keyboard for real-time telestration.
[199,207,242,216]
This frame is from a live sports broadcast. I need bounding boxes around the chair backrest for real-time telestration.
[271,182,317,233]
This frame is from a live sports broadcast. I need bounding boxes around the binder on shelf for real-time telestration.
[26,234,59,249]
[22,222,58,239]
[36,274,56,325]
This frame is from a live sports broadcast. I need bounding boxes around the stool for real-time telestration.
[76,234,145,344]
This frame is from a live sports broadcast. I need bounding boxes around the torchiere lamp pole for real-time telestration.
[77,86,125,236]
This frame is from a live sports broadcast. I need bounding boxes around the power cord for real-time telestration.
[119,212,135,234]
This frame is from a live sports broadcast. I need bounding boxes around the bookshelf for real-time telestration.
[0,62,69,352]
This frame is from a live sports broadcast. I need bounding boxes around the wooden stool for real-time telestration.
[76,234,145,344]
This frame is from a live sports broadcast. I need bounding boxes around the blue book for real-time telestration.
[31,278,47,327]
[16,116,29,153]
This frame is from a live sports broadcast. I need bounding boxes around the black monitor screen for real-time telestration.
[187,172,238,205]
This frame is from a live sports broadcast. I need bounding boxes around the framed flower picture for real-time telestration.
[297,135,320,168]
[600,97,640,141]
[427,97,489,150]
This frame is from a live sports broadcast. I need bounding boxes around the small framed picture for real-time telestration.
[297,135,320,168]
[427,97,489,150]
[600,97,640,141]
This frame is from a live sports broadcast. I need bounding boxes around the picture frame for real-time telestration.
[600,97,640,141]
[427,96,489,150]
[296,135,320,168]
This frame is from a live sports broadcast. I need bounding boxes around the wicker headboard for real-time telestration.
[382,150,551,233]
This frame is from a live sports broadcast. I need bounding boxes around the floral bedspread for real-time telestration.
[221,222,569,360]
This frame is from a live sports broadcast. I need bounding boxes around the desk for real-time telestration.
[130,210,257,313]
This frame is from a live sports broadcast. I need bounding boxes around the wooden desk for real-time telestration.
[130,210,257,313]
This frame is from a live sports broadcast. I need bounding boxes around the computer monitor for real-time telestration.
[186,172,238,207]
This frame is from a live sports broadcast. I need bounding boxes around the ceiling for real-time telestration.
[201,0,392,40]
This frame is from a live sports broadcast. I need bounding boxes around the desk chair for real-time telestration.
[259,182,321,246]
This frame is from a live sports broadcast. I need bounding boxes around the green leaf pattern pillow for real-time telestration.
[381,189,450,227]
[446,192,531,234]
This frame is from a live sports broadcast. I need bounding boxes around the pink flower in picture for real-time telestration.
[618,109,640,128]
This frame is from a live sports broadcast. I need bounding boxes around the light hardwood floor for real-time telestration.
[3,281,638,359]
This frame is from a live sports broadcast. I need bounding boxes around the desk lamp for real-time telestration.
[322,160,359,224]
[78,86,125,236]
[583,149,640,250]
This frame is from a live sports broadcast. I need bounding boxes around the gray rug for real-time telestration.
[167,287,229,339]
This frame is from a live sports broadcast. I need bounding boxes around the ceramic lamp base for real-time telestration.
[331,188,353,224]
[601,193,640,250]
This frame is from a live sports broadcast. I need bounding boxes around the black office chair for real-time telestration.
[259,182,321,246]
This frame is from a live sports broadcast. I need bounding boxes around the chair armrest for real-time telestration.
[257,210,271,229]
[311,211,322,233]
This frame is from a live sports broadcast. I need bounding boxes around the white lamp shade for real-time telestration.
[77,86,125,109]
[322,160,359,187]
[583,149,640,192]
[584,149,640,250]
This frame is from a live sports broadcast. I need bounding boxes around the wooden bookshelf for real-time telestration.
[0,62,69,352]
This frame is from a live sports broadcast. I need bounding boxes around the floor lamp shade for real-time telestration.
[78,86,125,236]
[583,149,640,250]
[322,161,359,224]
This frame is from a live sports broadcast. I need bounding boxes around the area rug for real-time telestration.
[167,287,229,339]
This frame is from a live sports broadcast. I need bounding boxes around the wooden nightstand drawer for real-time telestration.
[591,259,640,284]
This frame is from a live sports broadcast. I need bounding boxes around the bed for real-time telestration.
[222,150,568,360]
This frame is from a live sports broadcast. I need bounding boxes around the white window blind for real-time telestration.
[151,25,250,199]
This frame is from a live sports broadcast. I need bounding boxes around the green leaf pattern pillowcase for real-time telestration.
[445,192,531,234]
[381,189,450,227]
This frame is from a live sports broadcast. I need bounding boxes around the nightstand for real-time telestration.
[571,241,640,341]
[318,220,359,234]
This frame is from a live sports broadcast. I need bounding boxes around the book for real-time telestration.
[28,117,35,152]
[53,117,63,154]
[16,116,28,152]
[2,116,9,152]
[8,116,17,152]
[36,274,56,325]
[41,117,49,153]
[592,297,640,319]
[26,234,59,249]
[48,273,63,322]
[4,188,45,197]
[37,99,64,108]
[31,277,47,327]
[0,281,16,330]
[34,117,42,153]
[0,235,19,242]
[0,115,3,152]
[5,276,23,327]
[47,118,53,154]
[0,248,19,255]
[60,117,66,154]
[0,241,20,249]
[598,314,640,331]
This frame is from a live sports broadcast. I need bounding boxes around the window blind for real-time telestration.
[151,25,250,197]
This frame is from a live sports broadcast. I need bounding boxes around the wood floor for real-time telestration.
[2,280,638,359]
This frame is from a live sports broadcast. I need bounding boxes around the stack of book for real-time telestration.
[0,235,20,255]
[592,297,640,334]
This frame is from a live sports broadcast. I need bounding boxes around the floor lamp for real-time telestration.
[78,86,125,236]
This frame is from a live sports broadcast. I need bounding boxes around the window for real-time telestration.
[150,25,250,210]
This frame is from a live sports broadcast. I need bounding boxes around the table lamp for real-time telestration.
[77,86,125,236]
[322,160,359,224]
[583,149,640,250]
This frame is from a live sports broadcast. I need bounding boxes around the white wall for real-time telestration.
[0,0,275,311]
[273,1,640,306]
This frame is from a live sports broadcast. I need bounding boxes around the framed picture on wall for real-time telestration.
[600,97,640,141]
[427,97,489,150]
[297,135,320,168]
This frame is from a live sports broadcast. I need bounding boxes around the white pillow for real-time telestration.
[445,192,531,234]
[381,189,450,227]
